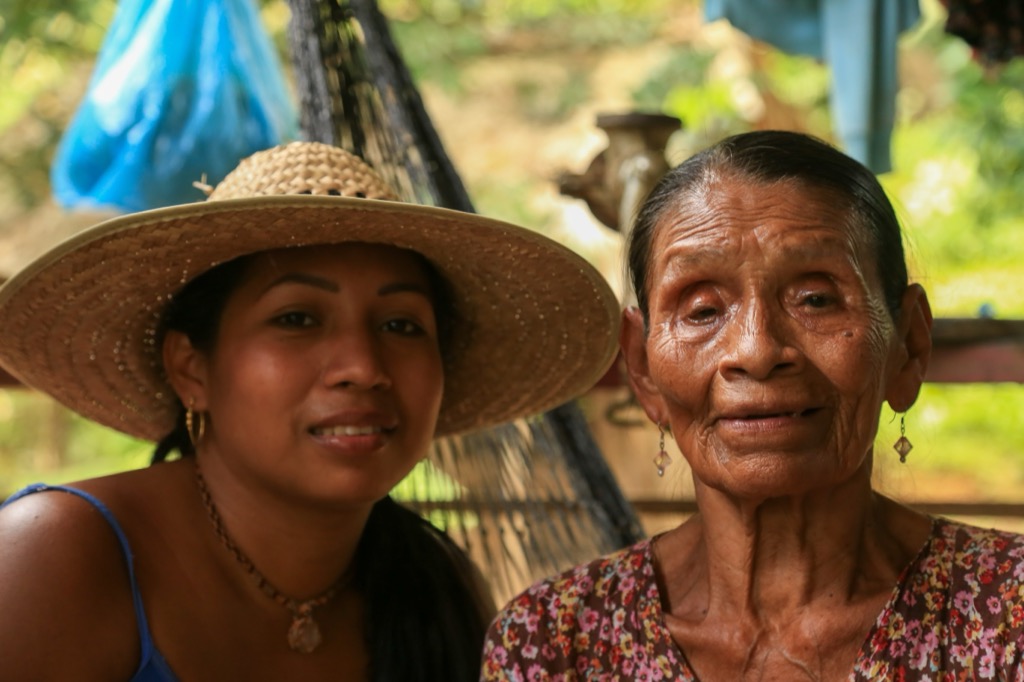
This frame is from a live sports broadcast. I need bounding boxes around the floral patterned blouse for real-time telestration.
[481,519,1024,680]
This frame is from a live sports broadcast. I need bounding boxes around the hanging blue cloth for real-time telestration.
[51,0,298,213]
[705,0,921,173]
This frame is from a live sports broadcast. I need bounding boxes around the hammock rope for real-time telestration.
[285,0,644,603]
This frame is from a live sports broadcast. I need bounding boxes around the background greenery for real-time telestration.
[2,0,1023,524]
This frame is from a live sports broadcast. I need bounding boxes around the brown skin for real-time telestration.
[620,177,934,680]
[0,244,444,679]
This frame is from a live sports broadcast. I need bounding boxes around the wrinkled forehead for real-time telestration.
[645,173,888,297]
[657,172,875,255]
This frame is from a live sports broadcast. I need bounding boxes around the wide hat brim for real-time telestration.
[0,195,620,440]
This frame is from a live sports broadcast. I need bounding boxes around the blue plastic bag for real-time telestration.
[51,0,298,212]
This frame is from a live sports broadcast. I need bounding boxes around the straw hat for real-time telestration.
[0,142,620,440]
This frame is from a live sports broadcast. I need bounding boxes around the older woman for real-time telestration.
[482,130,1024,680]
[0,141,619,681]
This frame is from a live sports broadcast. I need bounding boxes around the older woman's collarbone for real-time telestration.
[664,598,885,681]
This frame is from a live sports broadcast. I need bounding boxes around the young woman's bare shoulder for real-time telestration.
[0,481,141,679]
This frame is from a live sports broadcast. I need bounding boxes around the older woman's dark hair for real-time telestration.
[627,130,909,325]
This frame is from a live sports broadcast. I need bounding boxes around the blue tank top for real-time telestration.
[2,484,178,682]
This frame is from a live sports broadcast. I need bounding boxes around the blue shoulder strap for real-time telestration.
[2,484,175,680]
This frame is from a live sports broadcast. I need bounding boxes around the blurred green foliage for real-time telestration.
[0,0,116,208]
[388,19,489,91]
[381,0,672,22]
[0,390,150,496]
[633,50,743,137]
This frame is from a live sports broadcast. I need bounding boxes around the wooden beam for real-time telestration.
[927,317,1024,383]
[931,317,1024,344]
[926,340,1024,383]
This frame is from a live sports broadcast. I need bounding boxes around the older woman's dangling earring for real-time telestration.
[653,423,672,477]
[893,414,912,463]
[186,398,206,449]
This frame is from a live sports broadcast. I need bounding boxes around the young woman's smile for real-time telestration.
[307,408,395,452]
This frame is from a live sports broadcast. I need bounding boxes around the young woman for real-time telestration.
[0,141,620,681]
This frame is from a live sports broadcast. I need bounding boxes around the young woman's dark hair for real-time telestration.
[152,255,251,461]
[357,497,492,681]
[628,130,909,327]
[152,248,489,682]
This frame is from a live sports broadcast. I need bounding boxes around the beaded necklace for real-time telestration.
[194,461,352,653]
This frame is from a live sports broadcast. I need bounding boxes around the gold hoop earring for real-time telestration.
[893,414,912,463]
[186,399,206,448]
[653,423,672,477]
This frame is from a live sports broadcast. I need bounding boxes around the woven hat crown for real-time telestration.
[206,142,398,201]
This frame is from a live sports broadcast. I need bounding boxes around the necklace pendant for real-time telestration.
[287,612,322,654]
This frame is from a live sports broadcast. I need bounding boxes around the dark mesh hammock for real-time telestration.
[284,0,644,603]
